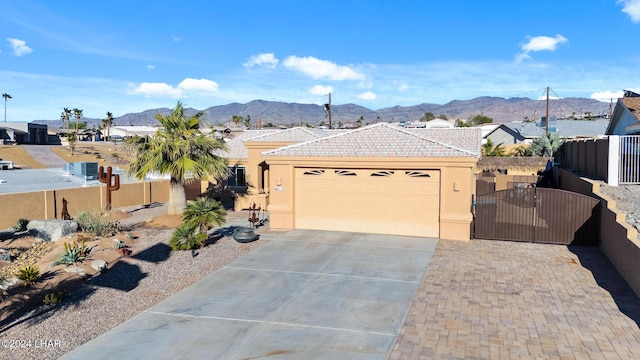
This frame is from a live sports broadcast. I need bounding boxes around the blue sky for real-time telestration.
[1,0,640,121]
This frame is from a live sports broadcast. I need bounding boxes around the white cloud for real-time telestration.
[590,90,624,101]
[515,35,568,62]
[172,35,182,42]
[618,0,640,22]
[398,83,409,91]
[283,56,364,80]
[146,65,156,70]
[244,53,279,68]
[357,91,377,100]
[308,85,333,96]
[7,38,33,56]
[178,78,219,92]
[127,82,183,98]
[127,78,218,98]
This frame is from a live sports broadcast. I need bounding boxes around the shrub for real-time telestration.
[43,290,65,305]
[169,223,206,251]
[76,210,119,237]
[17,266,41,287]
[13,218,29,232]
[182,198,226,233]
[56,240,92,266]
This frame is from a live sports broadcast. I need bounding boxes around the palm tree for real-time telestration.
[67,131,77,155]
[182,197,226,234]
[2,93,11,122]
[61,107,71,133]
[511,145,533,157]
[102,111,115,141]
[530,133,562,157]
[169,222,206,250]
[72,108,83,134]
[481,139,506,157]
[126,101,230,215]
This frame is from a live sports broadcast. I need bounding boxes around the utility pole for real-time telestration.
[258,116,262,129]
[324,92,332,129]
[545,86,550,135]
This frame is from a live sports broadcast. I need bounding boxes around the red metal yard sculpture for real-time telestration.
[98,166,120,210]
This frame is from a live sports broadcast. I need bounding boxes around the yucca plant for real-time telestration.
[43,290,65,305]
[56,240,92,266]
[17,266,41,287]
[169,223,206,251]
[182,197,226,234]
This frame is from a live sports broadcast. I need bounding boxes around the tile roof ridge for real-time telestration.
[260,125,364,155]
[242,126,325,142]
[398,124,481,156]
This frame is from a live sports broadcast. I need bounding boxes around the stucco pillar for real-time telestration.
[439,166,474,241]
[266,163,294,230]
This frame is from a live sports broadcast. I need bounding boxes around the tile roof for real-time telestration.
[242,127,328,143]
[409,128,482,154]
[504,120,609,138]
[216,129,280,160]
[262,123,481,158]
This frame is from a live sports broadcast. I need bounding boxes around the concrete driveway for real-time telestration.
[62,230,438,359]
[21,145,68,168]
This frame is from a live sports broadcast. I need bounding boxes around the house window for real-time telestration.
[228,166,246,187]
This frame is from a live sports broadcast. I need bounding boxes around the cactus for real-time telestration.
[98,166,120,210]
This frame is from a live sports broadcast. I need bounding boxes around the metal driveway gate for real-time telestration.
[473,187,600,245]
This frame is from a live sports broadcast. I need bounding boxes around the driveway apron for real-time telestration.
[21,145,68,168]
[61,230,438,360]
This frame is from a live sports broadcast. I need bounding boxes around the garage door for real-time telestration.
[294,168,440,237]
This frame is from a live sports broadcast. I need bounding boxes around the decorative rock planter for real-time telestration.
[233,227,259,243]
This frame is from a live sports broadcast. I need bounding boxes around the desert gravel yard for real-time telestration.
[0,204,264,360]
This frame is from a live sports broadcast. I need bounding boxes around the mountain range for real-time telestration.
[34,96,611,129]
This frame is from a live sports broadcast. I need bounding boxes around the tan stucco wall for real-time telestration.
[237,141,295,211]
[0,180,169,229]
[559,168,640,298]
[265,156,477,241]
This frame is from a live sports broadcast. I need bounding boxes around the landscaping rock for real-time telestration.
[0,248,11,261]
[91,260,107,272]
[65,267,84,273]
[27,220,77,242]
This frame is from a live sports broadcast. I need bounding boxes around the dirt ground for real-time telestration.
[0,210,180,322]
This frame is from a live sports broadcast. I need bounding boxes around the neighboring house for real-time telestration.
[605,90,640,135]
[478,123,526,145]
[504,117,609,142]
[0,122,48,144]
[109,126,159,139]
[224,123,482,241]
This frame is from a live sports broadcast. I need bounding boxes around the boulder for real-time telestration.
[91,260,107,272]
[27,220,78,242]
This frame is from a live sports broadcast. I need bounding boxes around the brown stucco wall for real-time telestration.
[559,168,640,298]
[0,180,169,229]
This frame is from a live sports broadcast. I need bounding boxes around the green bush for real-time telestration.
[13,218,29,232]
[182,198,226,233]
[43,290,65,305]
[169,223,206,250]
[76,210,120,237]
[17,266,41,287]
[56,240,92,266]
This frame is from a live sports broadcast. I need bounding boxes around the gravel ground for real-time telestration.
[599,183,640,238]
[0,203,265,360]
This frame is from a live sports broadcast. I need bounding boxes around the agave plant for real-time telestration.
[43,290,65,305]
[17,266,41,287]
[530,133,563,157]
[56,240,91,266]
[182,197,226,234]
[169,223,207,251]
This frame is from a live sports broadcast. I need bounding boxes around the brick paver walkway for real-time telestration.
[390,240,640,360]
